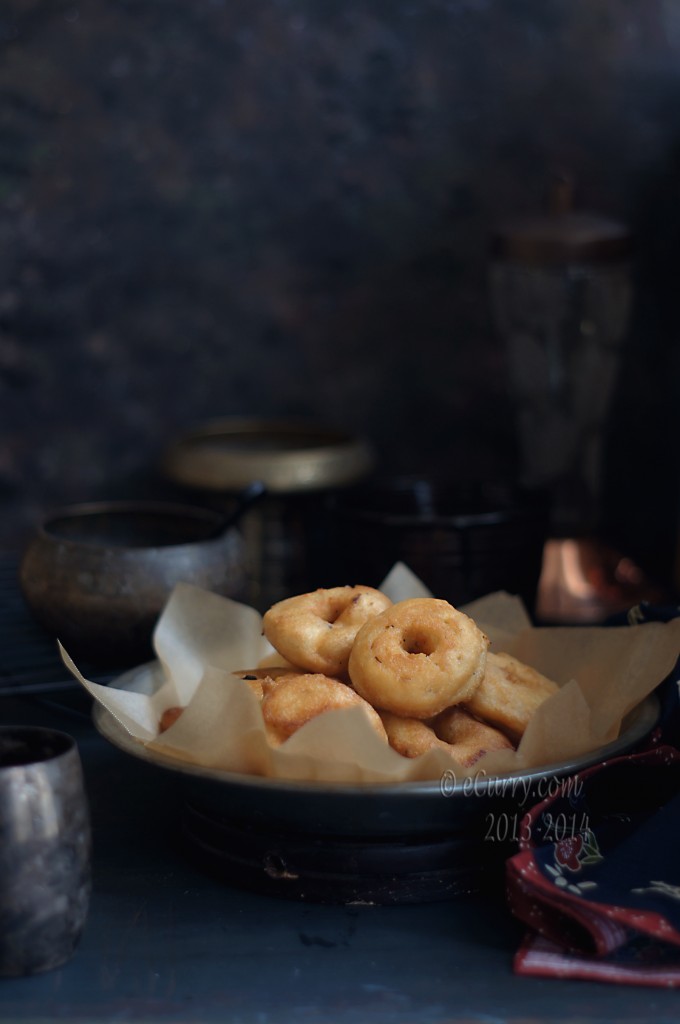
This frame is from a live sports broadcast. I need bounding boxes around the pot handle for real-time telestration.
[219,480,267,535]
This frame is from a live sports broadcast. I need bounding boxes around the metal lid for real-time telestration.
[160,418,375,494]
[490,177,632,265]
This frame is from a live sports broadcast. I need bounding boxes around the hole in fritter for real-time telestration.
[324,602,344,624]
[401,629,435,656]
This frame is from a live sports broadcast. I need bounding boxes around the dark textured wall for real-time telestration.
[2,0,680,579]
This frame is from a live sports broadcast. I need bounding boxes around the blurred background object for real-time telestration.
[18,498,253,663]
[161,418,373,610]
[535,535,668,624]
[489,175,632,539]
[329,476,549,612]
[1,1,679,620]
[489,178,663,621]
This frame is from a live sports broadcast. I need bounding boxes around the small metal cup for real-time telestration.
[0,727,91,976]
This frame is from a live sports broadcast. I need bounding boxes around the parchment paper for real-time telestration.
[62,563,680,784]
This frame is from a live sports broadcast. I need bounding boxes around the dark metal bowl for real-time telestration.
[19,500,249,665]
[93,661,660,904]
[329,476,550,615]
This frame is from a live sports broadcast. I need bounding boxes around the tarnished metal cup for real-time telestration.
[0,727,91,976]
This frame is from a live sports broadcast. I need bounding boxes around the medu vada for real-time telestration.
[465,651,559,743]
[230,666,291,701]
[260,671,388,746]
[432,705,514,760]
[262,585,392,677]
[348,597,488,719]
[158,705,184,733]
[157,670,267,733]
[380,707,512,767]
[378,711,452,759]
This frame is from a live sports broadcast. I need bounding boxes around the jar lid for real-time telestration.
[160,418,375,494]
[490,178,632,265]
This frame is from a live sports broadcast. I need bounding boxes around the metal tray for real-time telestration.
[92,664,660,904]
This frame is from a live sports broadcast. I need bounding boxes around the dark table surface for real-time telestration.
[0,684,677,1024]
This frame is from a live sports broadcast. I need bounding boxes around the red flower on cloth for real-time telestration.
[555,836,585,871]
[508,744,680,985]
[550,830,603,888]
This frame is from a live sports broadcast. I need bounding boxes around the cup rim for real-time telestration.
[0,727,76,769]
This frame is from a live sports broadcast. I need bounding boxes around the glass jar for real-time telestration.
[490,187,632,536]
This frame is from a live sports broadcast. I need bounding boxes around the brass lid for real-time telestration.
[491,177,632,265]
[160,418,375,494]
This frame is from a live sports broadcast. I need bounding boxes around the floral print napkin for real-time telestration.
[506,602,680,987]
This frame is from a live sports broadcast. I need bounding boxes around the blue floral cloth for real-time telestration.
[507,602,680,986]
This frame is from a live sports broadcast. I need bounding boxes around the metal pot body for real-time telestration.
[19,502,248,664]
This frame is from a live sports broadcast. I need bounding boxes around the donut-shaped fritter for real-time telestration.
[378,711,452,759]
[158,670,267,733]
[256,651,295,671]
[158,705,184,733]
[380,708,511,767]
[231,667,291,701]
[261,672,388,746]
[262,586,392,676]
[432,706,514,760]
[348,598,488,719]
[465,651,559,743]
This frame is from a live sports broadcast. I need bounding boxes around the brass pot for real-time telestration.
[18,497,257,666]
[160,417,375,608]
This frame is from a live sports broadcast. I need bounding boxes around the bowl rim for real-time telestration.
[93,659,661,800]
[331,476,550,530]
[160,416,374,493]
[33,500,231,550]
